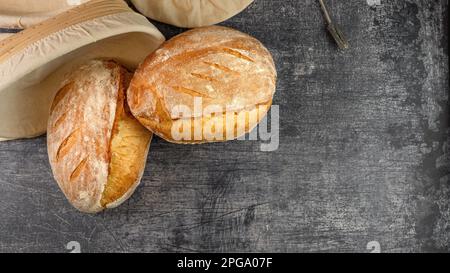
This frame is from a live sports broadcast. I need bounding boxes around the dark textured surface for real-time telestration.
[0,0,449,253]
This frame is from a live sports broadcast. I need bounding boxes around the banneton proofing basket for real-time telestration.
[0,0,165,141]
[131,0,255,28]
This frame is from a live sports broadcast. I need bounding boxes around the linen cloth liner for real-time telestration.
[0,0,90,29]
[130,0,254,28]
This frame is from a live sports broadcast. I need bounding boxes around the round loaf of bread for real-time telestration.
[47,60,152,213]
[130,0,254,28]
[127,26,277,144]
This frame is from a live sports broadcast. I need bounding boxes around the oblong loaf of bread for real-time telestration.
[127,26,277,144]
[47,60,152,213]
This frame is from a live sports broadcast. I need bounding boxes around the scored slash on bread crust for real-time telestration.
[172,85,214,98]
[56,129,81,162]
[203,61,239,74]
[47,60,152,213]
[70,157,89,182]
[220,47,255,63]
[49,82,74,113]
[127,26,277,144]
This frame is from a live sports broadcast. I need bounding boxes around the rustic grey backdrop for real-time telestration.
[0,0,448,253]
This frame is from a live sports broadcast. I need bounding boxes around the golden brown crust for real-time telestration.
[47,60,152,213]
[100,71,152,207]
[127,26,277,143]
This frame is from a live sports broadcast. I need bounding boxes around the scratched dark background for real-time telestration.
[0,0,448,253]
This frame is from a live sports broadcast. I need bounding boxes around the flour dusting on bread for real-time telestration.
[47,60,152,213]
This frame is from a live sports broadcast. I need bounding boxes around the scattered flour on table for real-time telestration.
[367,0,381,6]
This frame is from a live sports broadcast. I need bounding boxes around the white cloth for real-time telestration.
[131,0,254,28]
[0,0,90,28]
